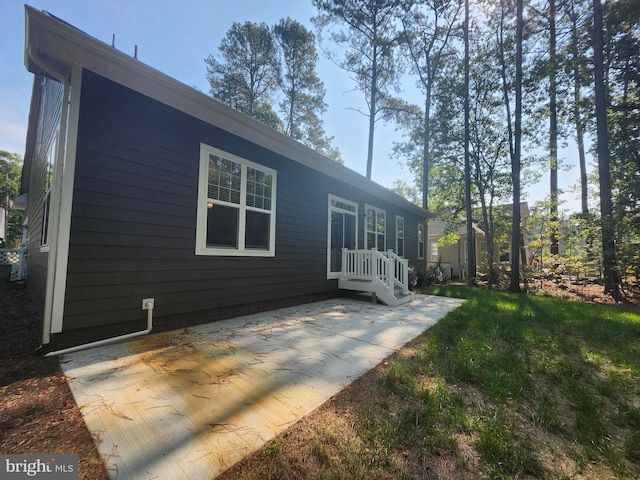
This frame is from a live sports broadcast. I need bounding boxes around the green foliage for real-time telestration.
[382,363,417,398]
[274,18,342,162]
[205,19,343,161]
[603,0,640,253]
[205,21,281,127]
[528,201,605,279]
[312,0,408,177]
[356,410,395,469]
[408,262,449,289]
[619,242,640,291]
[0,151,23,247]
[389,179,421,207]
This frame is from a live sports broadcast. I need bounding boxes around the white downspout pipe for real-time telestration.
[45,298,154,357]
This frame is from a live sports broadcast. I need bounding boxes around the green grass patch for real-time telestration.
[475,409,543,478]
[222,286,640,479]
[421,285,640,477]
[358,285,640,478]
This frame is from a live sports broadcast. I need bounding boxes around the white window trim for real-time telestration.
[40,130,59,252]
[196,143,277,256]
[364,204,386,251]
[395,215,404,257]
[431,242,439,262]
[327,194,358,279]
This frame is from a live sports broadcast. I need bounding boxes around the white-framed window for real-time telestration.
[418,223,425,260]
[365,204,385,251]
[431,242,439,262]
[395,215,404,257]
[40,128,59,251]
[327,195,358,278]
[464,240,468,263]
[196,143,277,256]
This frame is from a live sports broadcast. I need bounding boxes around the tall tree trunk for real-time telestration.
[487,203,496,287]
[464,0,476,282]
[510,0,523,293]
[287,87,296,137]
[366,44,378,180]
[570,10,589,214]
[498,9,515,171]
[575,70,589,214]
[480,191,497,289]
[422,84,431,212]
[422,92,431,261]
[549,0,559,255]
[592,0,621,298]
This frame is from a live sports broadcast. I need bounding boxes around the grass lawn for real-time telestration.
[221,286,640,479]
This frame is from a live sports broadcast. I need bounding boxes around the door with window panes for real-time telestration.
[328,196,357,276]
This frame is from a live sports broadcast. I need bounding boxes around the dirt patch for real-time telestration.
[0,283,108,480]
[526,277,640,308]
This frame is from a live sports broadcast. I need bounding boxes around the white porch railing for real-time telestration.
[0,247,27,281]
[340,248,409,295]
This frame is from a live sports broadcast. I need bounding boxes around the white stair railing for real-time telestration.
[341,248,409,294]
[382,250,409,294]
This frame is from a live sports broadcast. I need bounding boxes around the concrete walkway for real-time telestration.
[61,294,463,480]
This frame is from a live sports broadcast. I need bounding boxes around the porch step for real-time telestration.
[338,278,413,307]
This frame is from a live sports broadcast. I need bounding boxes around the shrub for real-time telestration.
[409,263,450,289]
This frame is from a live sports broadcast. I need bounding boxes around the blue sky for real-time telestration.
[0,0,588,212]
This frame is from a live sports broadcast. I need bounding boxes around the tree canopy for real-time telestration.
[0,151,23,247]
[201,0,639,296]
[205,18,342,161]
[312,0,408,178]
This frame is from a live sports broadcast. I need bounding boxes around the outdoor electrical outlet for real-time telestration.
[142,298,155,310]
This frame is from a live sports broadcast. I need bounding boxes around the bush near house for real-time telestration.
[409,262,450,289]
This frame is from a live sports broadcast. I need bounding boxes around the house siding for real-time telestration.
[24,74,64,313]
[51,69,423,346]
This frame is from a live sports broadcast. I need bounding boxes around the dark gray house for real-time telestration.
[20,6,429,351]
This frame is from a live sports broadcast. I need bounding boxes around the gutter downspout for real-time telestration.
[27,45,71,347]
[45,299,154,357]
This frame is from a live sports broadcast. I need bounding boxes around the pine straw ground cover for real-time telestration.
[0,283,108,480]
[1,281,639,480]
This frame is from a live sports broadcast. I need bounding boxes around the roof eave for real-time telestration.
[24,5,428,219]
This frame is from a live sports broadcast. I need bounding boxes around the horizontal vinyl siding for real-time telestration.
[62,70,333,333]
[25,75,64,312]
[60,69,424,340]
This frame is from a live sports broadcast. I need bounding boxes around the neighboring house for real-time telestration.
[20,7,429,351]
[427,219,485,280]
[427,202,531,279]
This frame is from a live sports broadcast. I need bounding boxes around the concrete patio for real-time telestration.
[60,294,464,480]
